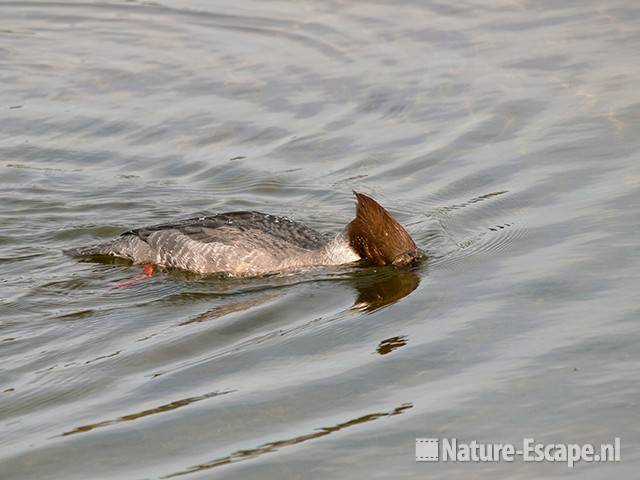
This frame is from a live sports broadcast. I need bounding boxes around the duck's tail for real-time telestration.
[64,234,155,264]
[63,241,119,258]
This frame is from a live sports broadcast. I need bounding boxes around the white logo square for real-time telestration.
[416,438,439,462]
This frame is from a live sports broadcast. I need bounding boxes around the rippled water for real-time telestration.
[1,1,639,478]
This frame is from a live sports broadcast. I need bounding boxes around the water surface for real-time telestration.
[1,0,639,478]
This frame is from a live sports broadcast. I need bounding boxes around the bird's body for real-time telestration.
[65,192,420,276]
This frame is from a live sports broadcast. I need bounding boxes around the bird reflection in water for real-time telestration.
[376,335,408,355]
[177,264,422,326]
[351,267,421,312]
[170,259,423,332]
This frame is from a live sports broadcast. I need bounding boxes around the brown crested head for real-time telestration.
[346,191,420,267]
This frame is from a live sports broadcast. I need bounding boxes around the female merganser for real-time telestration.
[65,192,421,276]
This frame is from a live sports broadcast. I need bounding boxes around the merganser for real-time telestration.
[65,192,421,276]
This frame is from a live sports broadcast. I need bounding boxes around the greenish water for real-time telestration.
[1,1,639,478]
